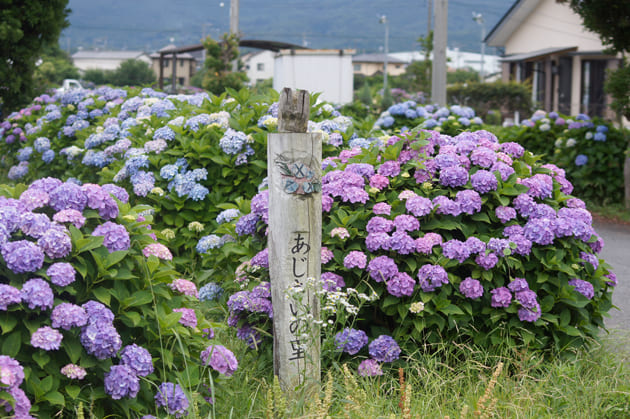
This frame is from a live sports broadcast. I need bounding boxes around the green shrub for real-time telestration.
[447,81,532,121]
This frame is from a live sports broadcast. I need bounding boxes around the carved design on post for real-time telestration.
[278,88,310,133]
[274,153,321,195]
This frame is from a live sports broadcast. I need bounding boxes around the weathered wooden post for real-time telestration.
[268,88,321,390]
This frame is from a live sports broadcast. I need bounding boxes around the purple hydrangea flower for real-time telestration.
[495,206,517,223]
[368,335,401,362]
[0,285,21,310]
[335,328,369,354]
[507,277,529,293]
[21,278,53,310]
[523,217,555,245]
[470,170,498,194]
[80,322,122,359]
[405,196,433,217]
[369,174,389,189]
[53,209,86,228]
[459,277,483,299]
[82,300,115,324]
[465,237,486,254]
[51,303,88,330]
[521,174,553,199]
[358,359,383,376]
[104,365,140,400]
[393,214,420,232]
[417,264,449,292]
[432,196,461,216]
[372,202,391,215]
[236,324,262,348]
[515,289,538,310]
[344,251,367,269]
[200,345,238,376]
[250,248,269,269]
[173,308,197,328]
[2,240,45,274]
[92,222,131,253]
[580,251,599,270]
[120,344,154,377]
[321,272,345,291]
[19,188,49,211]
[439,166,469,188]
[470,147,497,168]
[48,182,87,212]
[37,227,72,259]
[490,287,512,307]
[366,216,393,234]
[441,239,471,263]
[456,189,482,214]
[235,213,260,236]
[568,278,594,299]
[31,326,63,350]
[605,272,617,287]
[5,387,31,417]
[378,161,401,177]
[518,303,541,322]
[60,364,87,380]
[387,272,416,297]
[389,231,416,255]
[367,256,398,282]
[476,252,498,270]
[19,212,51,239]
[0,355,24,388]
[155,382,189,418]
[510,234,532,256]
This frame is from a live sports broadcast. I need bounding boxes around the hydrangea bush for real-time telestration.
[374,102,484,135]
[219,129,615,357]
[498,110,626,204]
[0,88,360,283]
[0,179,237,417]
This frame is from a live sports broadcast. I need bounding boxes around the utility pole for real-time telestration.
[230,0,239,36]
[431,0,447,106]
[230,0,239,72]
[379,15,389,98]
[427,0,432,38]
[473,12,486,82]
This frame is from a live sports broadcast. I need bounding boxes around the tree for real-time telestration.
[398,32,433,95]
[559,0,630,119]
[0,0,70,113]
[32,44,80,93]
[111,59,155,87]
[201,33,248,95]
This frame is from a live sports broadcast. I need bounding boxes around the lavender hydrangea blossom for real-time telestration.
[120,344,154,377]
[368,335,401,362]
[459,277,483,299]
[104,365,140,399]
[51,303,88,330]
[335,328,368,354]
[200,345,238,376]
[155,382,189,418]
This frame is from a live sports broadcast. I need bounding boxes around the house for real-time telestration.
[72,50,151,72]
[273,49,355,104]
[242,50,275,85]
[352,53,407,77]
[486,0,621,118]
[149,44,198,87]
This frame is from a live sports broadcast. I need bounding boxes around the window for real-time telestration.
[163,59,169,68]
[257,63,264,71]
[178,77,185,86]
[179,60,184,67]
[353,64,361,71]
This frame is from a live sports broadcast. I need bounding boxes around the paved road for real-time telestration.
[593,219,630,332]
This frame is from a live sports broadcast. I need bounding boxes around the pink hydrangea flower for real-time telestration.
[143,243,173,260]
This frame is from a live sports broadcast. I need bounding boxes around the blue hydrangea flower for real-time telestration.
[196,234,222,253]
[575,154,588,166]
[216,209,242,224]
[155,382,189,417]
[199,282,224,301]
[335,328,368,355]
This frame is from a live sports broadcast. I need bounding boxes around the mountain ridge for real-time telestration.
[61,0,511,55]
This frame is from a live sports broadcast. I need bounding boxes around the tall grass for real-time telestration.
[210,332,630,418]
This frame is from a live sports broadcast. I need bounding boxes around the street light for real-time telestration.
[472,12,486,82]
[379,15,389,97]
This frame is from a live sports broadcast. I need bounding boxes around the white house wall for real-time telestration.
[504,0,606,55]
[273,52,353,105]
[246,51,275,84]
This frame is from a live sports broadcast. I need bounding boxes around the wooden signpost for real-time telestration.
[268,88,321,390]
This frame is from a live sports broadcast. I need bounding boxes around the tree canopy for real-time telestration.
[0,0,70,114]
[201,34,248,95]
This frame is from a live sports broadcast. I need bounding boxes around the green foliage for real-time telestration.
[201,34,248,95]
[357,82,372,106]
[33,44,80,93]
[447,68,480,84]
[491,111,628,204]
[111,59,155,87]
[605,59,630,120]
[380,87,393,109]
[448,81,533,120]
[560,0,630,54]
[80,59,155,87]
[0,0,70,114]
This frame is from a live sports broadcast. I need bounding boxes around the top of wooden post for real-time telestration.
[278,88,310,133]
